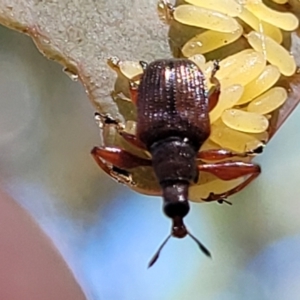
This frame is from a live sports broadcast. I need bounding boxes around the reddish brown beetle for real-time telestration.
[91,59,261,267]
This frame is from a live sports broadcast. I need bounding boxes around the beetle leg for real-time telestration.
[198,161,261,202]
[110,90,133,104]
[198,161,260,181]
[94,112,147,151]
[139,61,148,70]
[127,61,148,104]
[91,146,151,170]
[208,60,221,111]
[107,56,143,105]
[211,59,220,80]
[94,111,142,149]
[158,0,175,23]
[107,56,121,72]
[129,81,139,104]
[91,146,152,186]
[202,171,260,202]
[91,149,136,186]
[94,112,125,131]
[119,131,147,150]
[197,148,262,161]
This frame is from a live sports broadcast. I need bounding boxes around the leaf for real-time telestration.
[0,0,170,120]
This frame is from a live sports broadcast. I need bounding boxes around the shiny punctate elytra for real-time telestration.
[136,59,210,150]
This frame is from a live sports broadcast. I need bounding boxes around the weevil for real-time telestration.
[91,59,261,267]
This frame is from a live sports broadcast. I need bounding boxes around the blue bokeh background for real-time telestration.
[1,24,300,300]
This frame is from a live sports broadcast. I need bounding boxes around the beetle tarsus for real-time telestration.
[91,148,136,186]
[157,0,175,24]
[201,167,261,201]
[208,61,221,111]
[94,112,124,130]
[211,60,220,77]
[246,144,265,156]
[107,56,121,71]
[139,61,148,70]
[217,199,232,205]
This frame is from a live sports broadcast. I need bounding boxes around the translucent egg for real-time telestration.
[184,0,242,17]
[238,7,282,43]
[247,87,288,115]
[119,61,143,80]
[271,0,288,3]
[217,50,266,87]
[237,65,281,105]
[182,25,243,56]
[188,54,206,68]
[216,50,260,78]
[173,5,241,32]
[210,122,266,153]
[245,1,299,31]
[221,109,269,133]
[246,31,297,76]
[209,84,244,123]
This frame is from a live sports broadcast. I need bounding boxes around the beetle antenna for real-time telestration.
[148,234,172,268]
[148,232,211,268]
[188,232,211,258]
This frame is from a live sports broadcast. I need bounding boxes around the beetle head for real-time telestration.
[162,182,190,224]
[147,182,211,268]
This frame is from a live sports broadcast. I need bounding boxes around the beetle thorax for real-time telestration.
[150,137,198,184]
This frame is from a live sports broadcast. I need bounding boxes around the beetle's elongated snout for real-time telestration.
[162,182,190,238]
[162,182,190,219]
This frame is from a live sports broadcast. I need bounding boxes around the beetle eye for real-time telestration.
[163,201,190,219]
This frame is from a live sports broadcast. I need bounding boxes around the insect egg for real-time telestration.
[246,31,297,77]
[245,1,299,31]
[237,65,281,105]
[184,0,242,17]
[247,87,288,115]
[221,109,269,134]
[173,5,241,32]
[209,84,244,123]
[182,25,243,56]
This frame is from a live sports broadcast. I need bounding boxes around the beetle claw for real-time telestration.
[201,192,219,202]
[107,56,121,71]
[94,112,125,131]
[246,144,265,156]
[217,199,232,205]
[111,166,136,186]
[202,193,232,205]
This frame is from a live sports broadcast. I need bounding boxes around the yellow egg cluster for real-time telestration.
[104,1,299,201]
[157,0,298,153]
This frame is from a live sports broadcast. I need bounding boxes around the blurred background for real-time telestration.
[1,20,300,300]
